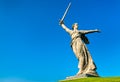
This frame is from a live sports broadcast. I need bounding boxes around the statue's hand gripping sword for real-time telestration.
[60,2,71,24]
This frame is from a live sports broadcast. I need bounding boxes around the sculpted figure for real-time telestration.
[59,20,100,77]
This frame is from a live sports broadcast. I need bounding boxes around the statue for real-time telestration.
[59,21,100,79]
[59,2,100,79]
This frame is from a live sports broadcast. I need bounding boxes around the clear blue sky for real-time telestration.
[0,0,120,82]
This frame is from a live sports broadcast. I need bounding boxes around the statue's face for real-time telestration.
[73,23,78,29]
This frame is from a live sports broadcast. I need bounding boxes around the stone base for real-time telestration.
[66,73,99,80]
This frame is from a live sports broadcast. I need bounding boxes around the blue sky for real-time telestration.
[0,0,120,82]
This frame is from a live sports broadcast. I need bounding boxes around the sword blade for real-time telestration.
[61,2,71,21]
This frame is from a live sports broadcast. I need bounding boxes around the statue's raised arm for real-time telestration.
[59,2,72,34]
[59,20,72,34]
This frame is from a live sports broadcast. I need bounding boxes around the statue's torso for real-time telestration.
[70,30,82,39]
[70,30,84,47]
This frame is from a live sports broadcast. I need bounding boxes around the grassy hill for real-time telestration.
[60,77,120,82]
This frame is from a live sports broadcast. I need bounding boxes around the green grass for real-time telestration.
[59,77,120,82]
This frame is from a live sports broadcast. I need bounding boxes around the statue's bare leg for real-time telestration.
[75,42,85,75]
[77,53,84,75]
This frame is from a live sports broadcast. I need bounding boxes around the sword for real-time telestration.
[60,2,71,21]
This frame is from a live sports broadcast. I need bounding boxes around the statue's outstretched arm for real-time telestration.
[80,29,100,34]
[59,21,72,34]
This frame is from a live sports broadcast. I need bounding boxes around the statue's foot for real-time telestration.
[85,72,99,77]
[76,70,83,75]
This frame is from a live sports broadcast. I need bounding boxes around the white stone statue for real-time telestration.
[59,20,100,78]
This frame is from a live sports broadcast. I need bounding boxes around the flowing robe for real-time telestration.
[61,24,99,76]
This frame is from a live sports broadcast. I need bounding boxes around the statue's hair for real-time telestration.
[72,23,78,29]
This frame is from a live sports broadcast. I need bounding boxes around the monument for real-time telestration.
[59,2,100,80]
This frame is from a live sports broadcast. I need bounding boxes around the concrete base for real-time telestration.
[66,74,99,80]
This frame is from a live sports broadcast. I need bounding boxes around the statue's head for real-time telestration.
[72,23,78,29]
